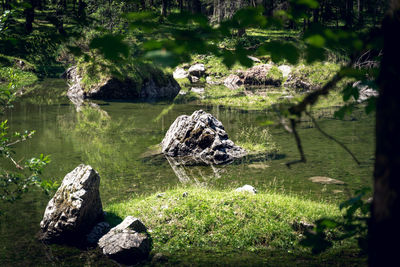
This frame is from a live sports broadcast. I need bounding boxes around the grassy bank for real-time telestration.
[105,187,364,265]
[175,56,350,111]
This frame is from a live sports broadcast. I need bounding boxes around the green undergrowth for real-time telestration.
[105,187,357,257]
[0,66,38,91]
[77,59,172,93]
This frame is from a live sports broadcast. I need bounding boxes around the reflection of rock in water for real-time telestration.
[165,156,224,185]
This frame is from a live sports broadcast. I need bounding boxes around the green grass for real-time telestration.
[0,66,38,91]
[105,187,354,256]
[234,126,280,153]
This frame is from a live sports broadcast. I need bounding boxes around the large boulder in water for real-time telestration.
[98,216,151,265]
[38,164,103,244]
[65,65,180,102]
[161,110,247,164]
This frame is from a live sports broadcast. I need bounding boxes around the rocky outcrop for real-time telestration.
[98,216,151,265]
[65,66,180,103]
[222,64,283,89]
[161,110,247,165]
[38,164,103,244]
[243,64,282,86]
[284,74,313,92]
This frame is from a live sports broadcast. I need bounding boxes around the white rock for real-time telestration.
[278,65,292,78]
[173,67,189,79]
[188,64,205,77]
[235,185,257,194]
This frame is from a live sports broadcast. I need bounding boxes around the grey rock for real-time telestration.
[39,164,103,244]
[65,65,180,103]
[188,63,205,77]
[86,222,111,245]
[235,185,257,194]
[173,67,189,79]
[161,110,247,165]
[98,216,151,265]
[243,64,282,86]
[189,75,200,83]
[353,81,379,103]
[224,74,242,89]
[206,76,222,85]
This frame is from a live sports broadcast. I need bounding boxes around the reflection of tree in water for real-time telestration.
[57,104,139,200]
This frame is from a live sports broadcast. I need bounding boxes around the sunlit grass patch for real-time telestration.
[234,126,279,153]
[105,187,351,256]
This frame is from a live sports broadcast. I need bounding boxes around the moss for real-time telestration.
[266,65,284,85]
[105,187,356,256]
[76,59,172,93]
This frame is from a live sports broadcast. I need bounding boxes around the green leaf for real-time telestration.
[257,41,299,64]
[342,84,359,101]
[305,45,325,63]
[305,34,326,48]
[89,34,129,62]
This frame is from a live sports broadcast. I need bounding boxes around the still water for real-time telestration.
[0,79,374,265]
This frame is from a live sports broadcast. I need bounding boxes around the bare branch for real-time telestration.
[9,156,24,170]
[6,132,35,147]
[305,111,361,165]
[285,118,307,168]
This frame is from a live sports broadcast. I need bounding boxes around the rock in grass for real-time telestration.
[309,176,345,185]
[188,63,205,77]
[278,65,292,78]
[243,64,282,86]
[161,110,247,164]
[173,67,189,79]
[224,74,242,89]
[38,164,103,244]
[235,185,257,194]
[98,216,151,265]
[353,81,379,103]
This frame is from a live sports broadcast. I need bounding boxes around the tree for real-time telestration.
[370,1,400,265]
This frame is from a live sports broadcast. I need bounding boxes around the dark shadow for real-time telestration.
[104,212,123,228]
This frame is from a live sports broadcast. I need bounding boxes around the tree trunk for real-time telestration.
[345,0,354,28]
[78,0,86,21]
[313,7,319,23]
[161,0,169,16]
[24,0,35,34]
[192,0,201,13]
[178,0,183,12]
[369,1,400,266]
